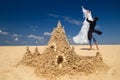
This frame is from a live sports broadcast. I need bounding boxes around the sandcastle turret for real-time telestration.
[33,47,40,57]
[47,21,70,54]
[22,47,32,60]
[57,20,62,28]
[26,47,31,54]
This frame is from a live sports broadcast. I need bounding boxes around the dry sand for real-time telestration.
[0,45,120,80]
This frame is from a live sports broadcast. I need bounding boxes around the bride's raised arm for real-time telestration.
[82,6,89,18]
[82,6,93,21]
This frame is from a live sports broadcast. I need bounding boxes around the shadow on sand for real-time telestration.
[80,48,90,50]
[80,48,95,50]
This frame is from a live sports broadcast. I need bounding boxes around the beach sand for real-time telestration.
[0,45,120,80]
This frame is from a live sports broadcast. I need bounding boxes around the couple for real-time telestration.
[73,6,102,50]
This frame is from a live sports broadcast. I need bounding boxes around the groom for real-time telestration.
[87,17,102,50]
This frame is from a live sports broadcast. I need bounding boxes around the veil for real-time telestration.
[73,6,93,44]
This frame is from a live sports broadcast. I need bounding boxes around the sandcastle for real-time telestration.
[18,21,108,79]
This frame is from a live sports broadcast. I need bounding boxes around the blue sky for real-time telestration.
[0,0,120,45]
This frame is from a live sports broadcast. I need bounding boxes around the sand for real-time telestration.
[0,45,120,80]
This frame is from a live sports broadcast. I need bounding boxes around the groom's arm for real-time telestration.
[87,18,92,23]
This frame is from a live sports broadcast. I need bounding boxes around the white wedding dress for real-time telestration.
[73,6,93,44]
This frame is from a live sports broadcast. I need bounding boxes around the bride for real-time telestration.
[73,6,93,44]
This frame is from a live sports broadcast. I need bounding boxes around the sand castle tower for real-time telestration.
[24,47,32,59]
[33,47,40,57]
[47,21,70,53]
[43,21,76,67]
[48,21,68,45]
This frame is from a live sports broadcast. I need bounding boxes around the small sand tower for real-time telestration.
[33,47,40,57]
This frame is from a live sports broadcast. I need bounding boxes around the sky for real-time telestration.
[0,0,120,45]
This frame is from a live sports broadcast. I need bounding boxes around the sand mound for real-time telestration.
[18,21,108,79]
